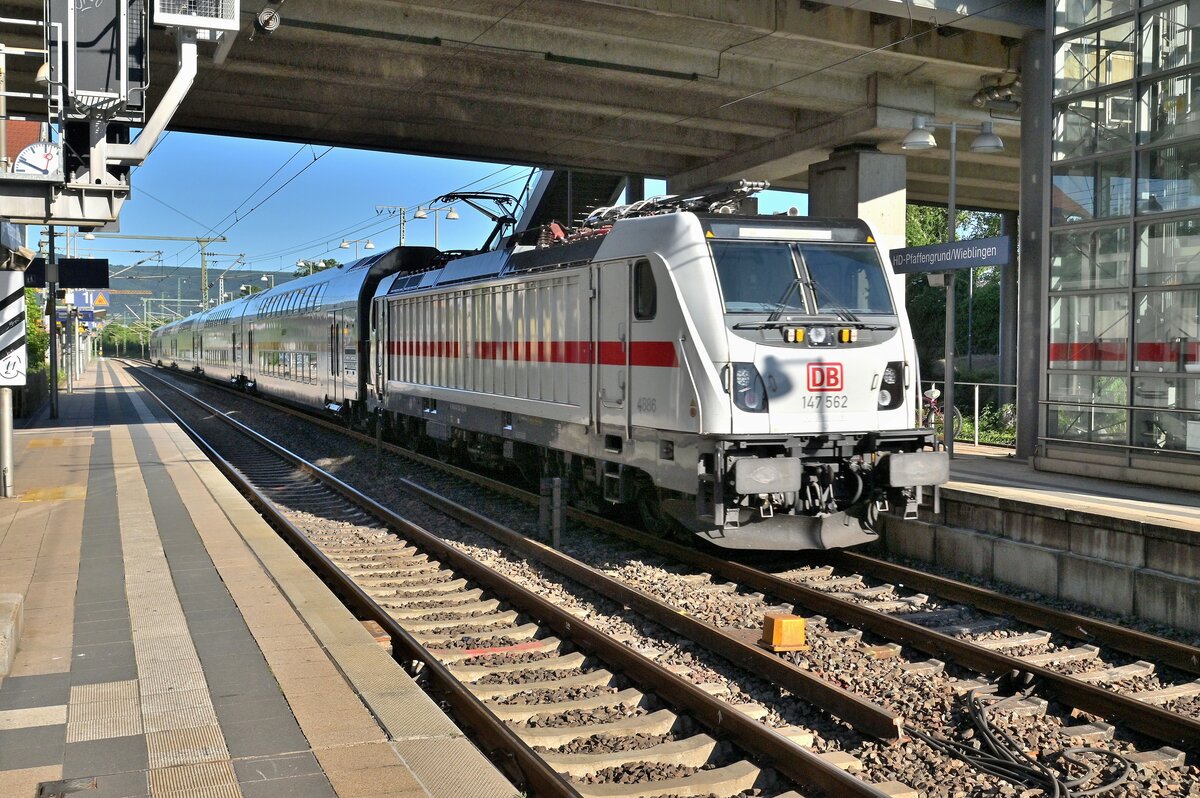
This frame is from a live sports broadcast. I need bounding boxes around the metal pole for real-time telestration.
[966,266,974,371]
[974,383,981,447]
[999,210,1019,409]
[0,387,12,498]
[551,477,563,549]
[200,243,209,307]
[48,229,59,419]
[0,47,7,171]
[66,315,74,394]
[944,122,957,459]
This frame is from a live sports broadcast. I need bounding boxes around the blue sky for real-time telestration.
[37,132,808,287]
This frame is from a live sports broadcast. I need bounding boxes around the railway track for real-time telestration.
[132,364,908,798]
[131,361,1199,794]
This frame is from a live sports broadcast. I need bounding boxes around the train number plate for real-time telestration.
[801,394,848,409]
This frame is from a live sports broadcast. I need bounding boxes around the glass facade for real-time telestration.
[1051,0,1200,456]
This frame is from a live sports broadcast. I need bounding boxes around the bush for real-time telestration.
[953,402,1016,446]
[24,289,48,369]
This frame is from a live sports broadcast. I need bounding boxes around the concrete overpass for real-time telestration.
[4,0,1038,211]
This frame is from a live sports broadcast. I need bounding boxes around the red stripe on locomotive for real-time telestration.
[388,340,678,367]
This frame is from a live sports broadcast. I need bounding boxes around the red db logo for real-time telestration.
[807,363,843,392]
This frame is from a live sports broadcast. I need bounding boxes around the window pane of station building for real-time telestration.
[1051,0,1200,458]
[1053,20,1135,97]
[1051,225,1131,290]
[1054,89,1135,159]
[1055,1,1135,34]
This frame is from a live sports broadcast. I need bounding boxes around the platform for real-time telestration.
[0,360,517,798]
[882,443,1200,632]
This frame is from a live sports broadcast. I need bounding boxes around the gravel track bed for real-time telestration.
[537,731,681,755]
[879,551,1200,650]
[1170,696,1200,716]
[428,635,523,650]
[475,667,587,685]
[462,650,557,667]
[526,705,647,728]
[583,762,707,784]
[151,372,1200,797]
[491,685,618,706]
[387,597,479,610]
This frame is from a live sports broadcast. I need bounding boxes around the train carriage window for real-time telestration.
[634,260,657,320]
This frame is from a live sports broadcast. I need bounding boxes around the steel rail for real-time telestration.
[130,363,902,739]
[132,363,1200,747]
[131,368,580,798]
[130,364,891,798]
[573,519,1200,751]
[397,475,904,741]
[828,550,1200,677]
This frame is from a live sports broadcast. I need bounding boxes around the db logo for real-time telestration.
[807,363,843,392]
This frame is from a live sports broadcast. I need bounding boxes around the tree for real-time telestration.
[293,258,339,277]
[99,323,139,356]
[903,205,1002,379]
[24,289,49,371]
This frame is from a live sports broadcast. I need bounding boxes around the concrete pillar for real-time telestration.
[626,175,644,204]
[808,145,907,298]
[1017,28,1048,460]
[999,210,1018,404]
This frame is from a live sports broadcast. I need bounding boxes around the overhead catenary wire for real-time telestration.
[142,0,1015,296]
[244,165,539,265]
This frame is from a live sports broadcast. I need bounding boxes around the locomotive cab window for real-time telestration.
[710,239,895,317]
[710,241,808,314]
[634,260,656,320]
[797,243,895,315]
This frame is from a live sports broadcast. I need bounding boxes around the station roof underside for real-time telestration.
[4,0,1038,213]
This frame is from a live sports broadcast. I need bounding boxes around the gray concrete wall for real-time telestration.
[879,491,1200,632]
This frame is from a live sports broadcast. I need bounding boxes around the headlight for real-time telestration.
[728,362,769,413]
[808,326,828,345]
[878,361,905,410]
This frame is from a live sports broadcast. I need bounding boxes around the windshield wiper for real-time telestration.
[806,277,861,324]
[767,278,807,323]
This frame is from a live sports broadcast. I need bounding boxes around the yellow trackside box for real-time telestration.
[759,613,807,652]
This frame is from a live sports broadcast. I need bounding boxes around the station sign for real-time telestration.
[55,308,95,322]
[24,258,111,289]
[889,236,1011,274]
[0,272,27,387]
[70,290,108,311]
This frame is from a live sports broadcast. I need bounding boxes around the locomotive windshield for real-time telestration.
[710,240,894,316]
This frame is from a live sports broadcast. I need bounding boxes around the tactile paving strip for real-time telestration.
[148,760,241,797]
[111,426,236,792]
[66,679,143,743]
[146,725,230,769]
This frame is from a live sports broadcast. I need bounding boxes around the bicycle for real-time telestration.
[921,387,963,442]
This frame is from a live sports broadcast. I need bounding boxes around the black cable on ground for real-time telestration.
[908,671,1131,797]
